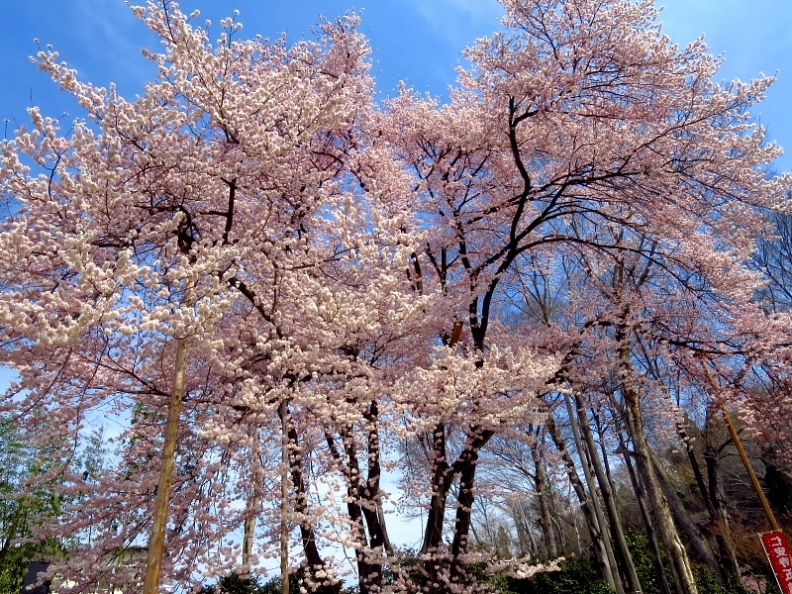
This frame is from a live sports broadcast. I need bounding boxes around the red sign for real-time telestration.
[761,531,792,594]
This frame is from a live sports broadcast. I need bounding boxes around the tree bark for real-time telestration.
[421,423,453,559]
[324,403,390,594]
[342,425,382,594]
[574,393,642,594]
[618,433,674,594]
[282,411,339,594]
[618,338,699,594]
[648,448,719,569]
[511,500,538,557]
[564,394,626,594]
[242,422,262,580]
[281,398,290,594]
[450,427,492,556]
[450,450,478,580]
[531,429,558,559]
[546,412,619,592]
[671,405,742,589]
[418,421,495,588]
[702,416,743,590]
[363,401,392,556]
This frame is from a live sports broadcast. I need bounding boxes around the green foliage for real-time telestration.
[465,561,517,593]
[199,572,265,594]
[483,570,513,594]
[200,570,353,594]
[765,580,783,594]
[505,556,614,594]
[692,565,730,594]
[0,418,64,593]
[259,572,307,594]
[625,530,664,594]
[626,530,745,594]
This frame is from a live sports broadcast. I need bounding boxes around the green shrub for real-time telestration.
[625,530,664,594]
[506,556,615,594]
[692,565,729,594]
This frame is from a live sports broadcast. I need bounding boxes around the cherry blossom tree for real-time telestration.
[0,2,418,590]
[379,0,788,591]
[1,0,790,593]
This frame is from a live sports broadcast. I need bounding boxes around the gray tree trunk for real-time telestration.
[548,409,620,593]
[532,429,558,559]
[564,394,626,594]
[574,393,642,594]
[617,428,673,594]
[619,338,699,594]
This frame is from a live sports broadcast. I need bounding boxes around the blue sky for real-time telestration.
[1,0,791,170]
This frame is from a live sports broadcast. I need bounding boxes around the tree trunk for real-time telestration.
[450,450,478,581]
[509,499,537,557]
[673,405,742,589]
[648,448,719,569]
[282,411,340,594]
[619,338,699,594]
[344,424,384,594]
[526,517,540,557]
[243,422,262,579]
[363,401,392,556]
[281,399,290,594]
[421,423,452,558]
[546,412,619,592]
[419,422,495,589]
[531,429,558,559]
[574,393,642,594]
[703,418,744,590]
[564,394,626,594]
[612,413,673,594]
[324,408,389,594]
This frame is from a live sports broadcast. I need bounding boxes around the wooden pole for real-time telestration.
[143,337,190,594]
[703,365,781,532]
[143,278,193,594]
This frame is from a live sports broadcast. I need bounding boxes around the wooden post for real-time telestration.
[143,337,190,594]
[143,278,193,594]
[703,365,781,531]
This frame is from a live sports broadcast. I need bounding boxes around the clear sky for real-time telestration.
[1,0,791,171]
